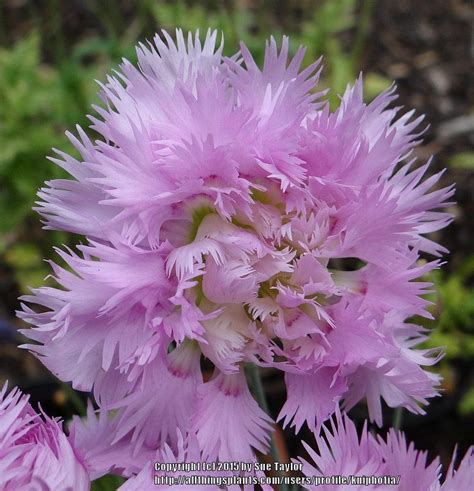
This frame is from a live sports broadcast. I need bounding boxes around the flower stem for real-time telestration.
[245,364,289,491]
[393,407,404,430]
[351,0,375,67]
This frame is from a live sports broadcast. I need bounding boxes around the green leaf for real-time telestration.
[449,152,474,169]
[91,475,126,491]
[459,387,474,415]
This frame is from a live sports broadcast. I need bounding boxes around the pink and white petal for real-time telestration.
[278,368,347,433]
[193,369,273,461]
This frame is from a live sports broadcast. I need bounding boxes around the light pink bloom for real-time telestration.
[192,369,273,461]
[440,447,474,490]
[118,430,272,491]
[0,383,89,491]
[298,410,473,491]
[20,29,454,461]
[118,432,219,491]
[68,402,154,480]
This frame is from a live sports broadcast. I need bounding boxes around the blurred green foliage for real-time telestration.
[423,256,474,415]
[460,386,474,416]
[0,32,101,236]
[0,33,63,233]
[426,256,474,360]
[449,151,474,170]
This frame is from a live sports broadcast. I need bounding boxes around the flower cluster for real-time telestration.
[0,384,472,490]
[116,411,474,491]
[18,29,456,472]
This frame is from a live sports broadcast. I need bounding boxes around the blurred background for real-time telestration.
[0,0,472,488]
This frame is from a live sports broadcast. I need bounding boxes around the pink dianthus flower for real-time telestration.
[298,410,473,490]
[0,383,89,490]
[19,29,454,462]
